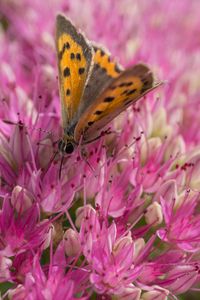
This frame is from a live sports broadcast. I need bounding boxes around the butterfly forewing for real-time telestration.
[74,64,155,142]
[93,45,123,78]
[56,15,94,129]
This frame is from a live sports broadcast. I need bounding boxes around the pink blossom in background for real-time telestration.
[0,0,200,299]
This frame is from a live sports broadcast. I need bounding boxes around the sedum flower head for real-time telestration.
[1,0,200,299]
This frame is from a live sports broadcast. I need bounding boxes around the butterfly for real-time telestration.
[56,14,159,155]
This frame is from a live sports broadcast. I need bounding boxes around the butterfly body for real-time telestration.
[56,15,159,154]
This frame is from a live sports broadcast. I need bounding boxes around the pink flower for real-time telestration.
[0,194,51,258]
[9,256,87,300]
[80,206,143,295]
[1,0,200,299]
[157,192,200,252]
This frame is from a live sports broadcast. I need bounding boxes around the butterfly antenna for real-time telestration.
[3,119,56,137]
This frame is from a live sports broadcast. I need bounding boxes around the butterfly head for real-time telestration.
[58,136,76,154]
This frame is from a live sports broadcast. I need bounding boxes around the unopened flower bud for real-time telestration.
[154,180,178,204]
[142,289,169,300]
[165,135,185,161]
[141,137,162,165]
[0,256,12,280]
[75,204,95,228]
[115,286,141,300]
[175,189,196,209]
[152,107,172,138]
[8,285,24,299]
[133,238,145,260]
[145,202,163,226]
[42,221,55,250]
[11,185,33,212]
[64,229,81,257]
[113,234,133,256]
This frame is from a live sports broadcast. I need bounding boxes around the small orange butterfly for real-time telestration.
[56,14,159,154]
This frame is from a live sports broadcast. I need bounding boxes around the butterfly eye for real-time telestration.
[65,143,74,154]
[58,140,74,154]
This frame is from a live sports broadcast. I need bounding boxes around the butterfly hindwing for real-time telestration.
[56,15,93,130]
[74,64,155,142]
[77,44,123,117]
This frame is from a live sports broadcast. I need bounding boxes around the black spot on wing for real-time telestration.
[58,51,63,60]
[141,79,152,93]
[119,83,127,87]
[119,82,133,87]
[126,89,137,96]
[111,82,133,90]
[94,64,100,70]
[66,89,70,96]
[125,82,133,86]
[76,53,81,60]
[94,110,102,115]
[78,68,85,75]
[63,67,70,77]
[59,42,71,60]
[70,53,75,59]
[121,90,128,96]
[65,42,70,49]
[88,121,94,126]
[104,96,115,102]
[140,70,154,93]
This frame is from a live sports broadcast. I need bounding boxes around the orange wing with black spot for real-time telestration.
[74,64,159,142]
[56,15,94,128]
[93,44,123,78]
[77,44,123,117]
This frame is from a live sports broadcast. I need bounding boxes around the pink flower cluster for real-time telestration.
[1,0,200,299]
